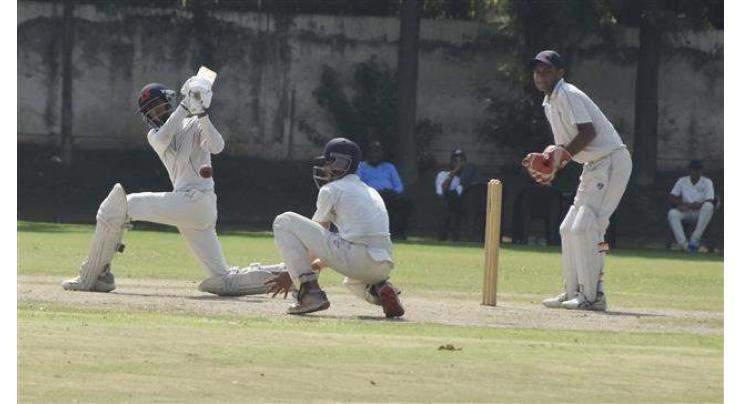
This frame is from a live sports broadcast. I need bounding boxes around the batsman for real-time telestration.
[523,50,632,311]
[61,69,276,296]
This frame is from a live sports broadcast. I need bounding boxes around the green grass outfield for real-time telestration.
[18,221,723,402]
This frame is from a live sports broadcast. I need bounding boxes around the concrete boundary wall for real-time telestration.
[18,1,723,173]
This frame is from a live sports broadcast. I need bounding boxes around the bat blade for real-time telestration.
[196,66,217,85]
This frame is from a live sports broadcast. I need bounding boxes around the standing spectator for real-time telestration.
[358,141,412,240]
[435,148,477,241]
[668,160,715,252]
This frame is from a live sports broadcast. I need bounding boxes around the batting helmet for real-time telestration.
[137,83,177,129]
[312,137,362,188]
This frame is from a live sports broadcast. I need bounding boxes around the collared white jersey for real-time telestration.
[312,174,391,242]
[543,79,625,164]
[434,171,463,196]
[670,176,715,204]
[147,106,225,192]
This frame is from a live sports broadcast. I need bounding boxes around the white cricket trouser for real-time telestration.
[127,190,229,277]
[560,147,632,302]
[272,212,392,294]
[667,203,714,246]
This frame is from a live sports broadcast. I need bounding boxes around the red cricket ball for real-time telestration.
[199,165,213,178]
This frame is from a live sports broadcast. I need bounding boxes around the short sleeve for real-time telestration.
[312,186,336,223]
[670,179,682,197]
[435,172,447,196]
[704,178,715,201]
[564,91,592,125]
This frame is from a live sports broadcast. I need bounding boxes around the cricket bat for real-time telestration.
[196,66,217,85]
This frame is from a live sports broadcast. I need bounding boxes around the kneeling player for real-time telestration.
[265,138,404,317]
[61,75,275,296]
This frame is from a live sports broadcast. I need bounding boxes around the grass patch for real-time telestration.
[19,303,722,403]
[18,221,723,311]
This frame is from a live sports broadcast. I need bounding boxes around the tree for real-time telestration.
[396,0,421,184]
[610,0,722,185]
[60,0,75,166]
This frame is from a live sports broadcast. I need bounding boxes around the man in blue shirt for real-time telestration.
[358,141,411,240]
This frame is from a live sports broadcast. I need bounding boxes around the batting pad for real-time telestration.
[571,205,602,302]
[559,206,579,298]
[78,183,129,290]
[198,264,280,296]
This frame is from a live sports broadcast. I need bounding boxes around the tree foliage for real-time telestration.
[308,58,436,171]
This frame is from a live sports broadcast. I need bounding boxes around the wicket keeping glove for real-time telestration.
[522,152,556,184]
[543,145,572,170]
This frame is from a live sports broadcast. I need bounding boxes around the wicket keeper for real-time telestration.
[523,50,632,311]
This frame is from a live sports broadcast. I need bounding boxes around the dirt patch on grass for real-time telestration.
[19,275,721,335]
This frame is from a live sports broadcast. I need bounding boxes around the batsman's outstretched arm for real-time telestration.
[148,105,188,154]
[198,115,225,154]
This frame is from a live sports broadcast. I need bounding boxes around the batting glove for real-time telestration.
[180,76,212,116]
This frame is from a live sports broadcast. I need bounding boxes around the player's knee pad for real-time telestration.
[78,184,129,290]
[559,206,577,238]
[571,205,599,238]
[571,205,603,301]
[199,265,277,296]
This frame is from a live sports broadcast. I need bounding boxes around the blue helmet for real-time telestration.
[137,83,177,129]
[312,137,362,188]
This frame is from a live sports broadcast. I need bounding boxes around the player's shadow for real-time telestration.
[356,315,408,322]
[286,313,408,322]
[188,295,268,303]
[111,291,267,303]
[599,310,665,318]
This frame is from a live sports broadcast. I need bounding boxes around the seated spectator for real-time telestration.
[435,148,477,241]
[668,160,715,252]
[358,141,412,240]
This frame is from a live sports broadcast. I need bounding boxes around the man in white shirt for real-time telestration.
[61,78,275,296]
[265,138,404,317]
[668,160,715,252]
[523,50,632,311]
[434,148,477,241]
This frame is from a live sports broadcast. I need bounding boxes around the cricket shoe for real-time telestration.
[61,267,116,293]
[374,281,405,318]
[592,292,607,312]
[687,240,700,253]
[541,292,568,309]
[288,284,330,315]
[562,293,607,312]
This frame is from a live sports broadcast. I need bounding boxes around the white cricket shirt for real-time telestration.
[543,79,625,164]
[147,106,225,192]
[435,171,463,196]
[670,176,715,204]
[312,174,393,262]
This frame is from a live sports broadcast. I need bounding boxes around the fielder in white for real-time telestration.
[61,74,277,296]
[667,160,715,252]
[523,50,632,311]
[264,138,405,317]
